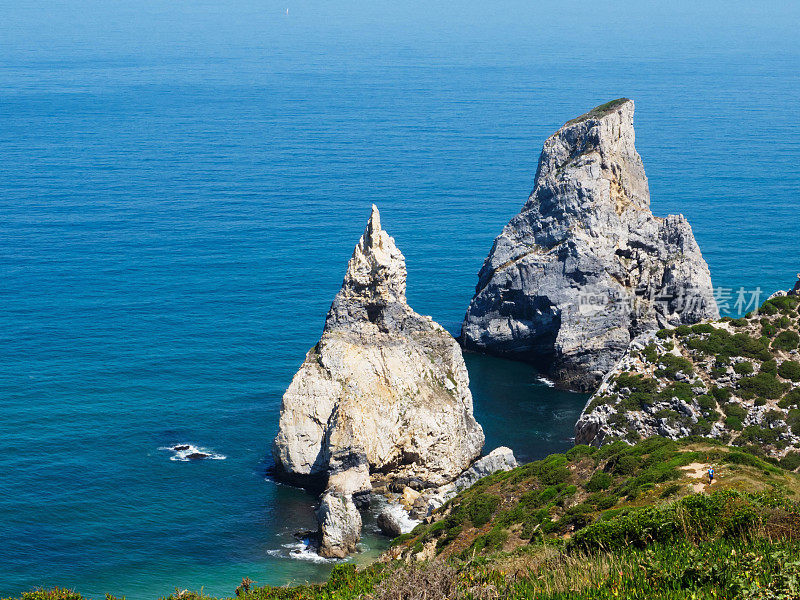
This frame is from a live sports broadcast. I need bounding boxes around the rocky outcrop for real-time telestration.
[461,99,718,391]
[273,205,485,556]
[376,509,405,538]
[316,491,362,558]
[575,285,800,459]
[451,446,517,492]
[408,446,518,520]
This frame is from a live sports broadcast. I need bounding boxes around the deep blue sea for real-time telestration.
[2,1,799,598]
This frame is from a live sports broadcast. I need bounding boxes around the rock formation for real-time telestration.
[273,205,485,556]
[407,446,518,520]
[461,99,718,391]
[316,491,362,559]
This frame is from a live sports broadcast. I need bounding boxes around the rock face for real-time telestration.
[273,205,485,556]
[451,446,517,492]
[461,99,718,391]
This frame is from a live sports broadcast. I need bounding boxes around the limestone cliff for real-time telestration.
[461,99,718,391]
[575,286,800,463]
[272,205,485,556]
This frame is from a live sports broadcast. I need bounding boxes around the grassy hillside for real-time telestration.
[10,437,800,600]
[579,293,800,464]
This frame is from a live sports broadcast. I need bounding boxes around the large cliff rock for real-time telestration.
[273,205,484,489]
[273,205,485,556]
[575,287,800,461]
[461,99,718,391]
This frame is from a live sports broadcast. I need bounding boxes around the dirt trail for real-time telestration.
[682,462,716,493]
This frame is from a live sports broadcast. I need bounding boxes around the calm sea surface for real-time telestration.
[1,1,799,597]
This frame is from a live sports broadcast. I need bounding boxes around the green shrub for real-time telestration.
[712,386,732,402]
[655,355,694,380]
[733,361,754,375]
[779,452,800,471]
[586,471,614,492]
[779,388,800,409]
[608,454,640,476]
[766,295,800,312]
[773,330,800,351]
[465,493,501,527]
[725,416,743,430]
[723,403,748,420]
[696,394,716,411]
[691,418,713,436]
[658,382,693,403]
[660,483,682,498]
[534,455,571,485]
[761,318,778,337]
[675,325,692,336]
[778,360,800,381]
[759,301,779,316]
[736,425,781,446]
[761,359,778,373]
[570,491,770,551]
[565,445,597,461]
[739,372,791,399]
[643,343,659,363]
[691,323,717,334]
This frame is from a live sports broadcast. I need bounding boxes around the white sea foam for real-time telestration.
[536,376,555,387]
[268,539,338,564]
[159,443,226,462]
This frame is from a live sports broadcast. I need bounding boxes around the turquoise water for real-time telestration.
[2,1,800,598]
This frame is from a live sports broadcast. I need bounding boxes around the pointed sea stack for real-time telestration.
[273,205,485,489]
[461,99,718,391]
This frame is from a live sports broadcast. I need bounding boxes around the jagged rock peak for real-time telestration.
[273,204,485,556]
[325,204,411,332]
[461,99,718,391]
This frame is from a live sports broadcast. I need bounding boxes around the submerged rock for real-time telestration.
[461,99,718,391]
[272,205,485,556]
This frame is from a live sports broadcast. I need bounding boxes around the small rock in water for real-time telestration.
[186,452,210,460]
[173,445,190,451]
[377,510,404,537]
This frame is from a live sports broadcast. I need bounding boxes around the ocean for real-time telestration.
[1,1,799,597]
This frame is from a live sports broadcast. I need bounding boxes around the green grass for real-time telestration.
[565,98,630,126]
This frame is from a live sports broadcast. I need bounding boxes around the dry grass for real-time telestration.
[369,562,460,600]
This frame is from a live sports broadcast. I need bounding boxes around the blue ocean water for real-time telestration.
[1,1,799,597]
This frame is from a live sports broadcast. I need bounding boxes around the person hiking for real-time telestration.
[708,467,714,484]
